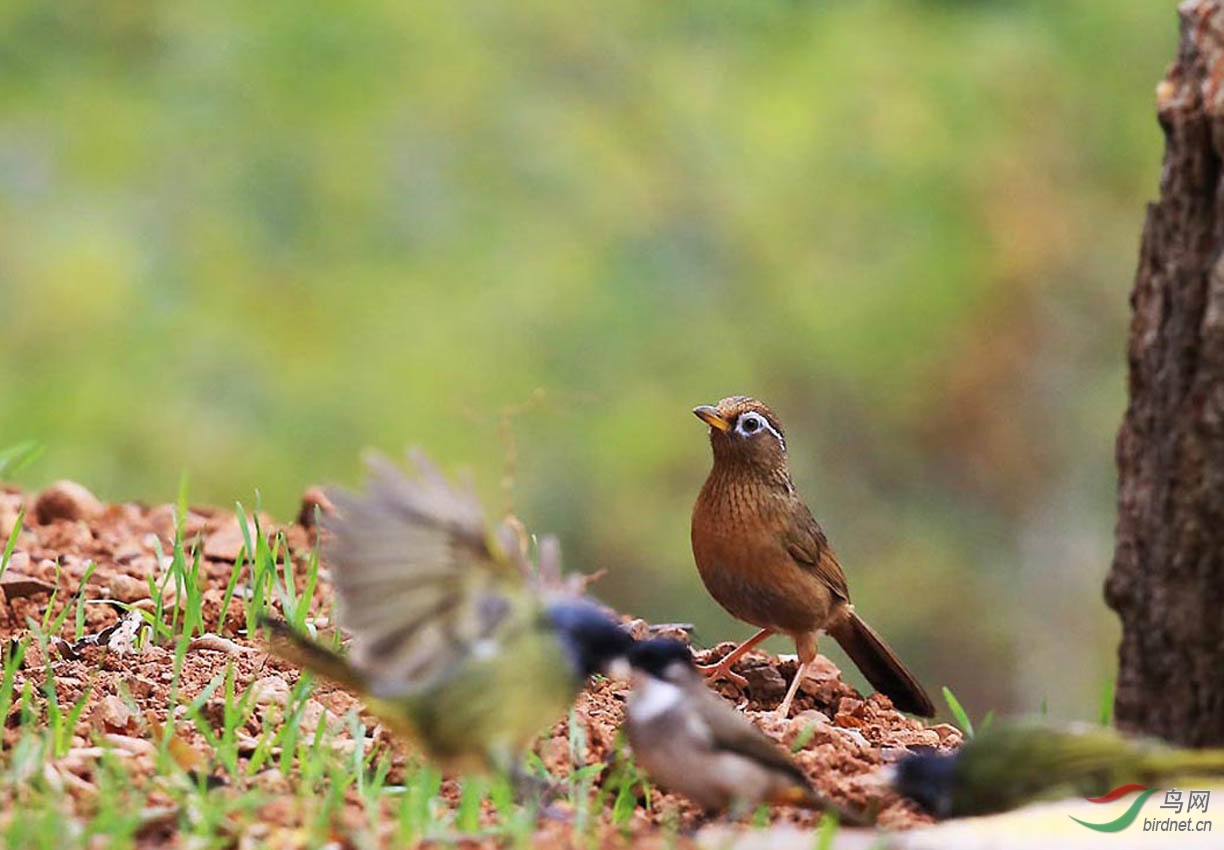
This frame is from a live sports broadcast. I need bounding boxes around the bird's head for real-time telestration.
[545,600,635,679]
[626,638,698,687]
[890,749,961,818]
[692,396,788,474]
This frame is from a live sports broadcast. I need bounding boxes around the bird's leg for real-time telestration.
[777,634,819,719]
[696,628,773,688]
[776,659,809,719]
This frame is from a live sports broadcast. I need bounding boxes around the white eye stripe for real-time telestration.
[734,413,786,452]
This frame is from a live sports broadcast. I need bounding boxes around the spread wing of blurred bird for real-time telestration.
[892,720,1224,818]
[262,449,632,774]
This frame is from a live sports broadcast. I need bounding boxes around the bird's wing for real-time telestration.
[783,503,850,601]
[323,449,535,696]
[694,686,814,790]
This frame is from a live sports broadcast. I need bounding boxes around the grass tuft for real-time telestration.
[941,685,974,739]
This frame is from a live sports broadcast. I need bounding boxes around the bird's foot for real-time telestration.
[694,628,773,689]
[696,657,749,688]
[774,659,808,719]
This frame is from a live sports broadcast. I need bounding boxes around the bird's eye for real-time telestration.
[740,414,761,434]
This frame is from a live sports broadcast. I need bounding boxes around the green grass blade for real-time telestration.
[0,506,24,580]
[0,441,45,479]
[941,686,974,739]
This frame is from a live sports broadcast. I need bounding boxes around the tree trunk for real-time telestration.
[1105,0,1224,747]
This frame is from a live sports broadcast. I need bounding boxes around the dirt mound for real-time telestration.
[0,482,955,846]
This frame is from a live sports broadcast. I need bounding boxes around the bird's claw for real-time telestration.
[696,659,749,689]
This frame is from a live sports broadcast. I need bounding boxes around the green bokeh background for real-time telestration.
[0,1,1173,719]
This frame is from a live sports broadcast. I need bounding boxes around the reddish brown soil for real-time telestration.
[0,482,957,847]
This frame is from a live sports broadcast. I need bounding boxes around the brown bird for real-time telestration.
[690,396,935,718]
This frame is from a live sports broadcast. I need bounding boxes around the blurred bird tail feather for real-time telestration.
[1146,748,1224,779]
[828,609,935,717]
[260,616,368,694]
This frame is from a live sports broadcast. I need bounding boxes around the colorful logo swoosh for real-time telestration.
[1085,784,1150,804]
[1070,785,1156,832]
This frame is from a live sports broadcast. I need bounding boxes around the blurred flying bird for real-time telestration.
[621,638,863,822]
[892,720,1224,818]
[690,396,934,718]
[262,449,632,774]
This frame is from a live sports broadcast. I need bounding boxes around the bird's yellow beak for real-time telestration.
[693,405,731,432]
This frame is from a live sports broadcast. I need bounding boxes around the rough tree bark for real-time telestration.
[1105,0,1224,747]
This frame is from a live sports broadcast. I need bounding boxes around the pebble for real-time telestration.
[744,662,787,701]
[248,676,291,706]
[2,550,29,573]
[203,515,263,561]
[106,573,150,603]
[297,699,340,735]
[93,695,135,734]
[33,480,104,524]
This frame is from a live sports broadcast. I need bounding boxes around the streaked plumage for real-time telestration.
[691,396,934,718]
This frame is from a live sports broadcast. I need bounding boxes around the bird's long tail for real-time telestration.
[827,609,935,717]
[1143,748,1224,781]
[259,617,368,695]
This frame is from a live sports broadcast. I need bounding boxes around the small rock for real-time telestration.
[802,654,842,680]
[203,515,266,561]
[248,676,291,706]
[127,677,156,700]
[297,699,340,735]
[929,723,963,744]
[103,733,155,755]
[838,726,870,750]
[146,504,177,542]
[895,727,942,748]
[0,506,22,540]
[834,710,868,729]
[297,487,334,529]
[106,574,150,603]
[93,695,134,734]
[33,480,103,524]
[785,711,837,749]
[0,570,56,600]
[646,623,694,643]
[2,550,29,573]
[112,544,143,565]
[188,634,255,655]
[836,696,865,716]
[743,662,788,701]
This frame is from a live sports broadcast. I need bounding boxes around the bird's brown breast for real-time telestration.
[691,469,840,635]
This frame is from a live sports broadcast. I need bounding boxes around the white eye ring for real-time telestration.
[734,412,785,451]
